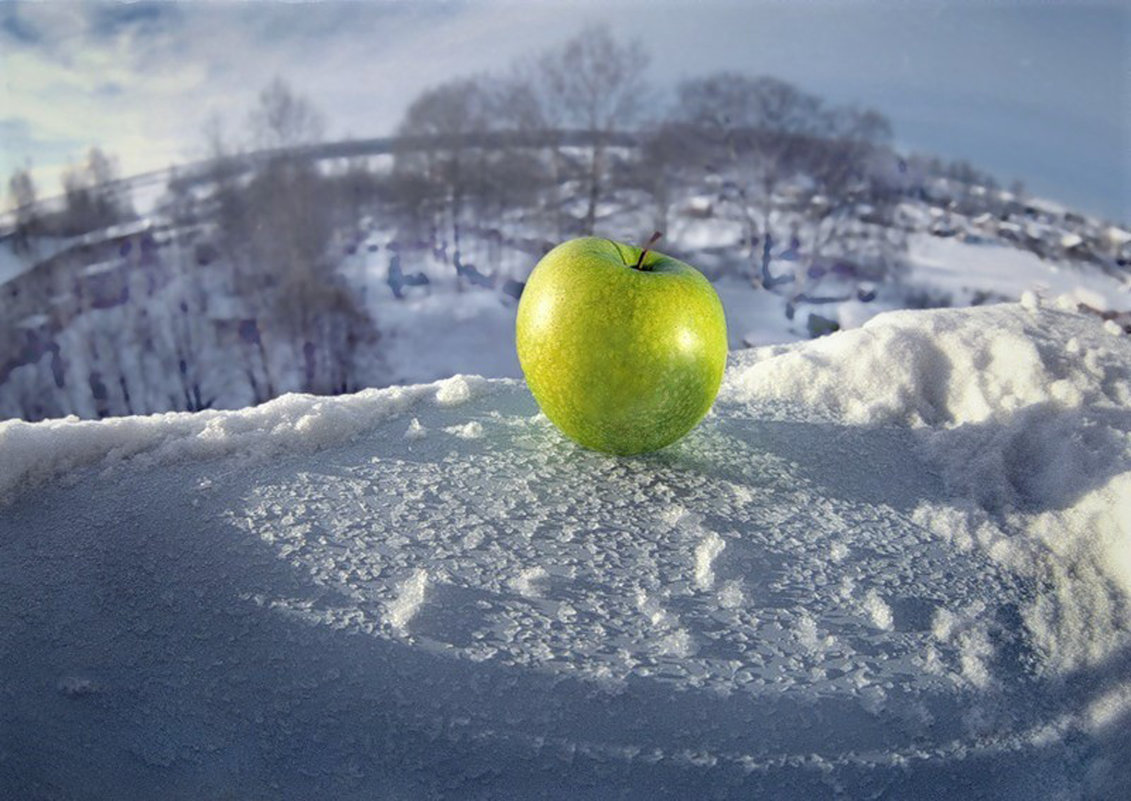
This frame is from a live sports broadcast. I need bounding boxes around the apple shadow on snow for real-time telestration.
[2,385,1128,800]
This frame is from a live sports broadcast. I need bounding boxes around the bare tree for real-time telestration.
[334,156,381,233]
[537,25,650,234]
[242,79,375,396]
[248,76,325,152]
[476,77,547,233]
[201,112,258,295]
[674,73,825,286]
[7,166,38,253]
[631,120,704,235]
[58,147,130,235]
[189,80,368,401]
[395,77,493,267]
[805,106,894,261]
[495,64,569,238]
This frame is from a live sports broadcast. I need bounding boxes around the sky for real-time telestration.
[1,0,1128,222]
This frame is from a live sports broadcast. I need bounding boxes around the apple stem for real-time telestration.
[634,231,663,271]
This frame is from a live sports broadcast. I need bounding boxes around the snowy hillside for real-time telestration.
[2,302,1129,799]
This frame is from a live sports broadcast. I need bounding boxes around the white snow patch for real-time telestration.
[863,589,894,631]
[385,569,429,630]
[726,304,1131,674]
[794,611,835,654]
[660,503,701,529]
[404,417,427,440]
[724,304,1118,429]
[693,531,726,590]
[716,580,744,609]
[434,375,476,406]
[1084,683,1131,734]
[444,421,483,439]
[657,628,697,659]
[957,627,995,689]
[508,566,549,598]
[858,684,888,715]
[635,590,694,657]
[932,606,962,642]
[635,590,676,628]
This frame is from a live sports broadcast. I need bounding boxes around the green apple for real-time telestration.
[516,235,727,455]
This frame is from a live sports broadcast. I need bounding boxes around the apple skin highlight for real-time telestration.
[516,236,728,455]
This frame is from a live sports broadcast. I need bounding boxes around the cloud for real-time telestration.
[0,8,43,45]
[0,1,1125,219]
[0,0,592,194]
[0,3,211,193]
[86,1,183,41]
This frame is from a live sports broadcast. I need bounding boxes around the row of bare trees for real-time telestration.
[389,26,651,250]
[654,72,897,284]
[188,78,377,400]
[381,26,902,289]
[6,147,135,252]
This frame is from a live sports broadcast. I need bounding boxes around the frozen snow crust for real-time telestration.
[2,303,1129,799]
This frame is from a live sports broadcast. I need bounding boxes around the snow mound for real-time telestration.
[725,303,1129,428]
[1,303,1128,799]
[727,303,1131,675]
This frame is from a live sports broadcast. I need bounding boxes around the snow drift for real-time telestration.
[1,302,1129,799]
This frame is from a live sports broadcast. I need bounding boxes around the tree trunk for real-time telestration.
[549,146,564,240]
[760,207,774,288]
[584,139,604,235]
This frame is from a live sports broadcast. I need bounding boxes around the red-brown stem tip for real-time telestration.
[634,231,663,271]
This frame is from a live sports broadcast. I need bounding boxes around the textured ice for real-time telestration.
[1,303,1128,799]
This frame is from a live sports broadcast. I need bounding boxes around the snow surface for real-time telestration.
[905,234,1130,312]
[2,303,1129,799]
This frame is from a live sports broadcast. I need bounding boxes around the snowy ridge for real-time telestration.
[0,374,498,502]
[1,303,1129,799]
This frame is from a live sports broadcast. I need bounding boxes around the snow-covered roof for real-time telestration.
[1105,225,1131,245]
[75,217,153,247]
[15,313,49,330]
[1024,196,1068,216]
[685,195,713,212]
[1,303,1128,798]
[80,259,124,277]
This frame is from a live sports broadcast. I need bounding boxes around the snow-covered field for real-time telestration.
[904,233,1129,311]
[2,301,1128,799]
[371,232,1131,384]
